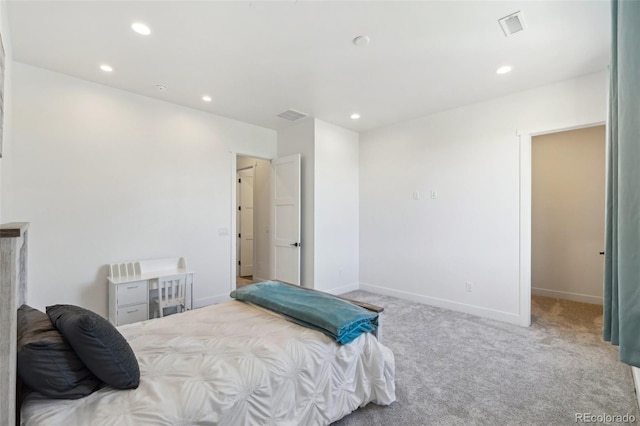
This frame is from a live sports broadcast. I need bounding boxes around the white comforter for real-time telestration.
[22,300,395,425]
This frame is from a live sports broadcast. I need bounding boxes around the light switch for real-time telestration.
[413,191,420,200]
[430,191,438,199]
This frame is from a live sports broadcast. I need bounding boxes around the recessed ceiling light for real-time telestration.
[99,64,113,72]
[496,65,512,74]
[131,22,151,35]
[350,113,361,120]
[202,95,212,102]
[352,35,370,47]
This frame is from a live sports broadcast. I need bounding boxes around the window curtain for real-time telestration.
[603,0,640,368]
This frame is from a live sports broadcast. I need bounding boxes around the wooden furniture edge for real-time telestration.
[1,222,30,426]
[0,222,30,238]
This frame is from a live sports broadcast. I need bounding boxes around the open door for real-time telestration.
[272,154,301,285]
[238,167,254,277]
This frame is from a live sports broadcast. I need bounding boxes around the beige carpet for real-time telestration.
[531,295,605,337]
[334,292,638,425]
[236,276,255,288]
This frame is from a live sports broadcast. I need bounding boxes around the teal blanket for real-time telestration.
[230,281,378,345]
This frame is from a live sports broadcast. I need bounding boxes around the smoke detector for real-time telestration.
[499,11,526,37]
[155,84,167,92]
[277,109,307,121]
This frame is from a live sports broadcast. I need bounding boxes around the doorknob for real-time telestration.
[290,242,300,247]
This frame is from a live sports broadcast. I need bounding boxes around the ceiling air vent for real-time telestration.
[498,11,526,37]
[277,109,307,121]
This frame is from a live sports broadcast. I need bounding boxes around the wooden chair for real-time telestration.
[153,274,187,318]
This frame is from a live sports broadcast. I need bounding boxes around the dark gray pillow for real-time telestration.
[46,304,140,390]
[17,305,102,399]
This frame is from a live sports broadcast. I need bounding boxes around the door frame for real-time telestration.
[230,153,273,292]
[517,120,605,326]
[237,165,255,278]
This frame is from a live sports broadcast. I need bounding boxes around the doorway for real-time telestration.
[231,153,302,291]
[235,155,272,288]
[531,125,606,306]
[237,166,255,286]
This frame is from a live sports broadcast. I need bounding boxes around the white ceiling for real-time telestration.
[7,1,610,133]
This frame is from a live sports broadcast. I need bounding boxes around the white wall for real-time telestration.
[277,119,315,287]
[531,126,606,304]
[236,155,272,282]
[277,118,360,293]
[0,4,16,423]
[6,63,277,316]
[0,1,14,226]
[359,71,607,324]
[314,120,359,294]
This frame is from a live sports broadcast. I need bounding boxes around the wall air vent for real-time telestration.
[277,109,308,121]
[498,11,526,37]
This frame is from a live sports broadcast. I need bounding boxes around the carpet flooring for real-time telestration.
[236,276,255,288]
[333,292,639,426]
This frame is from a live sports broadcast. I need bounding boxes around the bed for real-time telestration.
[3,223,396,425]
[22,300,395,425]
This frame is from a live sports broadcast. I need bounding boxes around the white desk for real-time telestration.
[107,258,194,326]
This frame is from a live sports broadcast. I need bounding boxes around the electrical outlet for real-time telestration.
[465,281,473,292]
[431,190,438,199]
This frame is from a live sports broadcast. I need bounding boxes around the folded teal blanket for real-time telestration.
[230,281,378,345]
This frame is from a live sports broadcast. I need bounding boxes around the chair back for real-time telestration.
[157,274,187,308]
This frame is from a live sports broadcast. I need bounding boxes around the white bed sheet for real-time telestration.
[21,300,395,426]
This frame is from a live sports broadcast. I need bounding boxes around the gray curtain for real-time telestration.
[603,0,640,368]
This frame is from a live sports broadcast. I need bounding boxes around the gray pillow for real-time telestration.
[47,304,140,390]
[17,305,102,399]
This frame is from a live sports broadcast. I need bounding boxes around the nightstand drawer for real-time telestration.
[117,303,147,326]
[117,281,147,306]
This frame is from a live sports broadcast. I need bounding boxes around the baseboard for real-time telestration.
[359,282,521,325]
[532,287,603,305]
[193,293,231,309]
[633,367,640,411]
[319,282,360,296]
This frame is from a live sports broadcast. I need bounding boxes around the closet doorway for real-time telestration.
[237,166,254,282]
[236,155,272,288]
[531,125,606,305]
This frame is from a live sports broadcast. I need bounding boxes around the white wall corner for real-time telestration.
[323,282,360,296]
[10,63,277,315]
[360,282,521,325]
[531,288,603,305]
[519,133,532,327]
[194,293,232,309]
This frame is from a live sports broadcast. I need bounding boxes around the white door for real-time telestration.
[236,173,241,277]
[238,168,254,277]
[272,154,301,285]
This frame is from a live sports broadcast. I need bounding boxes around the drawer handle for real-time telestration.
[127,286,139,289]
[126,309,139,314]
